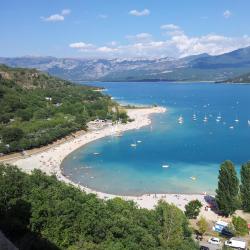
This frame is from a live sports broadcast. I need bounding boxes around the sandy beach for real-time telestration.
[1,106,218,221]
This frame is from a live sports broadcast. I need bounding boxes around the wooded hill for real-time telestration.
[0,65,127,154]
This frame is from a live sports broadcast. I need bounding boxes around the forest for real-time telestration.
[0,164,198,250]
[0,65,127,154]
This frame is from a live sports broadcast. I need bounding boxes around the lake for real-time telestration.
[62,82,250,195]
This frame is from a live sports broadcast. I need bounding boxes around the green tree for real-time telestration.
[232,216,249,236]
[240,162,250,212]
[197,216,209,235]
[156,201,192,249]
[1,127,24,143]
[216,161,240,216]
[185,200,202,219]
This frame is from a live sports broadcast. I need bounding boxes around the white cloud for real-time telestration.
[223,10,232,18]
[161,24,180,30]
[61,9,71,16]
[69,42,94,50]
[69,24,250,58]
[41,9,71,22]
[126,33,153,42]
[129,9,150,16]
[98,14,108,19]
[97,46,118,52]
[42,14,64,22]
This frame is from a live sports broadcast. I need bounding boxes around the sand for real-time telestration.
[1,106,218,221]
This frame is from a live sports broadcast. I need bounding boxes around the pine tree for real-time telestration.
[216,161,239,216]
[240,162,250,212]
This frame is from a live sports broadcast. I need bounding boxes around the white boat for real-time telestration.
[234,118,239,123]
[229,126,234,129]
[178,115,184,124]
[203,115,208,122]
[192,114,197,120]
[248,120,250,126]
[162,165,169,168]
[216,118,220,122]
[137,140,142,143]
[217,113,222,120]
[93,152,100,155]
[130,143,137,147]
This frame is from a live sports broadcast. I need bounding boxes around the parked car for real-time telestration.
[208,237,221,245]
[221,227,234,238]
[225,237,246,250]
[200,246,210,250]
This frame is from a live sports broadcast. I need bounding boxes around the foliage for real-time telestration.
[184,200,202,219]
[0,65,127,154]
[216,161,240,216]
[232,216,249,236]
[240,162,250,212]
[0,164,198,250]
[197,216,209,235]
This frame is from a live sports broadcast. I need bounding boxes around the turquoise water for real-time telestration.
[62,82,250,195]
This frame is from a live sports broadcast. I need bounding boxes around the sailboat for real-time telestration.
[203,115,208,122]
[216,113,222,122]
[234,117,240,123]
[178,115,184,124]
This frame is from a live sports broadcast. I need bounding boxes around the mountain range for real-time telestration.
[1,46,250,82]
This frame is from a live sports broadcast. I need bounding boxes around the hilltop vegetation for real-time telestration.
[0,65,127,154]
[0,164,198,250]
[224,72,250,83]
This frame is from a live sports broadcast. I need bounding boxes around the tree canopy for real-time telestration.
[0,65,128,154]
[240,162,250,212]
[215,161,240,216]
[0,164,197,250]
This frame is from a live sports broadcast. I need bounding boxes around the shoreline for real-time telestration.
[2,106,219,220]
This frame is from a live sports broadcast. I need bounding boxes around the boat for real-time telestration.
[130,143,137,147]
[234,118,239,123]
[190,176,196,181]
[192,113,197,121]
[178,115,184,124]
[248,120,250,126]
[229,126,234,129]
[93,152,100,155]
[216,113,221,122]
[162,165,169,168]
[137,140,142,143]
[203,115,208,122]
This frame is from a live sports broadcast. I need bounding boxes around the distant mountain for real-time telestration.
[1,46,250,82]
[224,72,250,83]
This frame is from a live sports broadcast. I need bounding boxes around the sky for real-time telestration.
[1,0,250,58]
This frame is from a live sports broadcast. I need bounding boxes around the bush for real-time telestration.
[1,127,24,143]
[232,216,249,236]
[197,216,209,235]
[185,200,202,219]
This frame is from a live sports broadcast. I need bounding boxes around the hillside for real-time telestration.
[224,72,250,83]
[0,65,127,154]
[1,47,250,82]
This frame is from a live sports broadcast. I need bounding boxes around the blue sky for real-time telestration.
[1,0,250,58]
